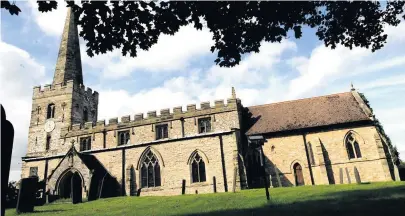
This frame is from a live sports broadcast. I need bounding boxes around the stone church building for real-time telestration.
[21,9,399,201]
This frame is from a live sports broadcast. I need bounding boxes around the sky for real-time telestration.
[1,1,405,182]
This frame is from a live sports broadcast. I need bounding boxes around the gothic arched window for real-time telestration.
[345,132,362,159]
[47,103,55,119]
[83,107,89,122]
[191,153,206,183]
[140,149,161,188]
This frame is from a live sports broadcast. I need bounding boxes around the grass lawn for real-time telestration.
[6,181,405,216]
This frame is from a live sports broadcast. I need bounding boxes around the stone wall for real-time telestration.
[62,100,241,152]
[27,81,98,158]
[261,125,393,187]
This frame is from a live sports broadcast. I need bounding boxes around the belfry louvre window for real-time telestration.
[155,124,168,140]
[80,136,91,151]
[198,117,211,133]
[46,135,51,150]
[191,153,206,183]
[83,107,89,122]
[118,130,130,146]
[140,149,161,188]
[345,132,362,159]
[29,167,38,177]
[47,103,55,119]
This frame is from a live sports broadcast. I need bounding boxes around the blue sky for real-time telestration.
[1,1,405,182]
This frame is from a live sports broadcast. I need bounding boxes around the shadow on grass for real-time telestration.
[184,185,405,216]
[30,209,66,214]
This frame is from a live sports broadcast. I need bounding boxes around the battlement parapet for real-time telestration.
[32,81,74,98]
[72,123,81,130]
[121,115,131,123]
[96,120,105,127]
[32,80,99,101]
[147,111,157,118]
[63,98,240,137]
[73,83,99,102]
[134,113,144,121]
[109,118,118,125]
[84,122,94,129]
[173,106,183,114]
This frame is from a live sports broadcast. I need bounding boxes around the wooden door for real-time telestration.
[294,163,305,186]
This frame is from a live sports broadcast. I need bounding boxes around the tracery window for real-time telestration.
[83,107,89,122]
[345,132,362,159]
[140,149,161,188]
[80,136,91,151]
[47,103,55,119]
[191,152,206,183]
[46,134,51,150]
[118,130,130,146]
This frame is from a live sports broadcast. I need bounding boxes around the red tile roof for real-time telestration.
[245,92,371,135]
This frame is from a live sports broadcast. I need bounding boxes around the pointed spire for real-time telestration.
[231,87,236,99]
[53,7,83,85]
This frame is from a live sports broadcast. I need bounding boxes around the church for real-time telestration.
[21,8,399,202]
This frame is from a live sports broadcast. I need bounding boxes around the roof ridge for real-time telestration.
[248,91,351,109]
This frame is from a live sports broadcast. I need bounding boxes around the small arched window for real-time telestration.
[191,152,206,183]
[83,107,89,122]
[345,132,362,159]
[140,149,161,188]
[47,103,55,119]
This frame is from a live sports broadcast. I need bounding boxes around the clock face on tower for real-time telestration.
[44,120,55,133]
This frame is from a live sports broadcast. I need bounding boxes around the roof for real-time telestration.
[245,92,371,135]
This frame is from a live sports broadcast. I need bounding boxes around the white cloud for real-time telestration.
[27,0,69,37]
[0,40,47,181]
[82,25,213,79]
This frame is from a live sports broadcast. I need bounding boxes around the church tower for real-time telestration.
[26,8,98,158]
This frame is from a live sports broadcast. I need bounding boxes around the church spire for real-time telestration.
[53,7,83,85]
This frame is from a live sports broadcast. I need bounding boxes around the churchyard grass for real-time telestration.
[6,181,405,216]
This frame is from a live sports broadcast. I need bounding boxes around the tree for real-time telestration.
[1,1,405,67]
[5,181,18,209]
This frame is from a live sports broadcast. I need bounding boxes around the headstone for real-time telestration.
[354,167,361,184]
[1,105,15,216]
[345,167,351,184]
[16,177,38,214]
[339,168,343,184]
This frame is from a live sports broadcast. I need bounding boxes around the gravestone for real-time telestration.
[16,177,38,214]
[1,105,15,216]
